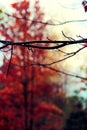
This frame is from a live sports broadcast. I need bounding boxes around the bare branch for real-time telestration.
[40,47,86,65]
[57,49,68,55]
[1,10,87,26]
[31,63,87,81]
[76,35,85,39]
[62,31,75,41]
[0,39,87,50]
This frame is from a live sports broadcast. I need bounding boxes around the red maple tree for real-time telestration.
[0,0,64,130]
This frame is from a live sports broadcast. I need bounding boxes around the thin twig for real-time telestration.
[31,63,87,81]
[38,46,86,65]
[6,45,13,76]
[1,10,87,26]
[62,31,75,41]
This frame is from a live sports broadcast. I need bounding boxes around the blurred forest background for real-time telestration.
[0,0,87,130]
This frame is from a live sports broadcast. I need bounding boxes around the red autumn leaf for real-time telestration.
[82,0,87,12]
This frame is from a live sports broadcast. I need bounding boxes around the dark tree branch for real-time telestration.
[0,39,87,50]
[62,31,75,41]
[10,61,87,81]
[57,49,68,55]
[31,63,87,81]
[36,47,85,66]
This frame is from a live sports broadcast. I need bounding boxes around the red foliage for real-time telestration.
[82,0,87,12]
[0,0,64,130]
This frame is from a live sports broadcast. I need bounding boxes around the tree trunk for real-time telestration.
[22,78,29,130]
[23,85,28,130]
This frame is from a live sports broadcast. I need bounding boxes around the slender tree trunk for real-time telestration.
[29,91,34,130]
[29,66,35,130]
[22,78,29,130]
[22,77,34,130]
[24,85,28,130]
